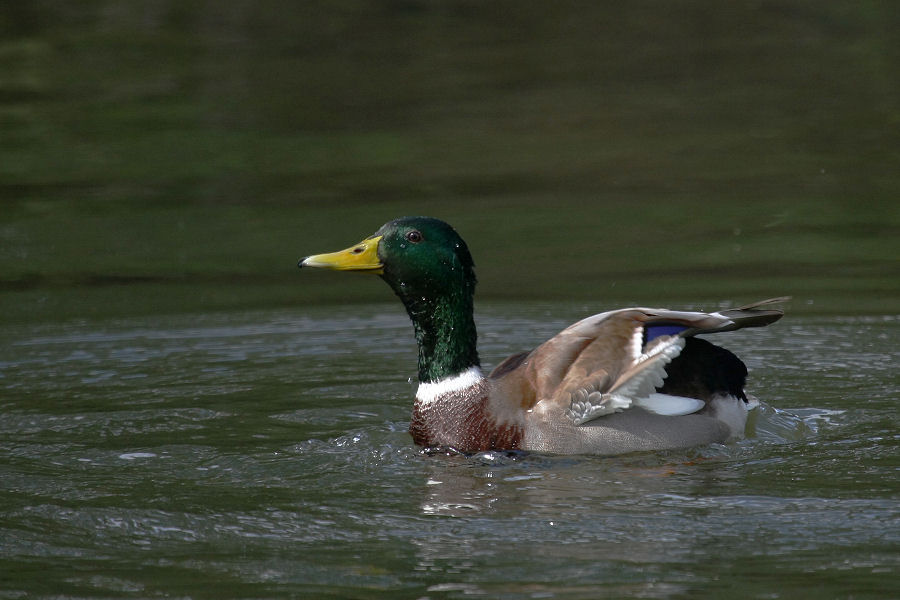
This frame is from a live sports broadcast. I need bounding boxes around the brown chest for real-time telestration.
[408,388,524,452]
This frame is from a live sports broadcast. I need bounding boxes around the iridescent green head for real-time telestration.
[300,217,480,382]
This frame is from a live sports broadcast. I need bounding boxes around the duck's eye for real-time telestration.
[406,230,423,243]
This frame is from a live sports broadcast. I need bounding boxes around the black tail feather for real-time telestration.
[658,337,748,402]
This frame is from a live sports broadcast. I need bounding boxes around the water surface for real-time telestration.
[1,304,897,598]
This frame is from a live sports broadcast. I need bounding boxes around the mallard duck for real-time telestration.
[299,216,785,455]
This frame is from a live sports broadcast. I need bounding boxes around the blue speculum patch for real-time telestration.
[644,324,688,344]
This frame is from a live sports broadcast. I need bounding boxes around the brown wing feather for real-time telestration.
[489,310,647,412]
[487,300,786,417]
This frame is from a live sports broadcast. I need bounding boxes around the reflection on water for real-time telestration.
[1,305,896,597]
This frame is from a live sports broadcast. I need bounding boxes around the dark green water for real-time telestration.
[2,0,898,321]
[1,2,899,598]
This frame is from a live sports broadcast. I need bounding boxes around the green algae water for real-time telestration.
[1,2,899,598]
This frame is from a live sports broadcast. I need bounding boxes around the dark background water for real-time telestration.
[1,1,897,322]
[1,2,899,598]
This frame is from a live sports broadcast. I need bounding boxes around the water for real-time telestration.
[2,1,899,323]
[1,304,897,598]
[2,1,899,597]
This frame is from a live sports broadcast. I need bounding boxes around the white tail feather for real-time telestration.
[634,393,705,416]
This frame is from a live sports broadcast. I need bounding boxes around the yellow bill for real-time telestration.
[299,235,383,273]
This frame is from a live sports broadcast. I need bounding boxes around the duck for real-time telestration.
[299,216,786,455]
